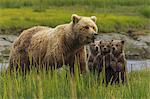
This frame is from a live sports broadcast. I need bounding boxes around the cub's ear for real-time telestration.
[71,14,81,24]
[91,16,97,23]
[99,40,102,44]
[110,40,114,44]
[121,40,125,44]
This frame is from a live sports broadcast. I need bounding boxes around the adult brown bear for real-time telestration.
[8,14,98,74]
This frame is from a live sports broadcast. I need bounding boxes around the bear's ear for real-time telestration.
[71,14,81,24]
[91,16,97,23]
[110,40,113,44]
[99,40,102,44]
[121,40,125,44]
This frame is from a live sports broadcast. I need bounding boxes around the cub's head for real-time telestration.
[89,41,100,55]
[99,40,111,55]
[71,14,98,45]
[111,40,125,55]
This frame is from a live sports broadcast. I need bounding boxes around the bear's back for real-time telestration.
[12,26,51,51]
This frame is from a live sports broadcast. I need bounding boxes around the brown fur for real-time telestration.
[109,40,127,84]
[97,40,112,73]
[8,14,98,74]
[86,40,127,84]
[96,40,127,85]
[87,41,100,72]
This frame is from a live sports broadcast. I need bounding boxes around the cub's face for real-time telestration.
[99,40,111,54]
[89,41,100,54]
[72,14,98,45]
[111,40,124,54]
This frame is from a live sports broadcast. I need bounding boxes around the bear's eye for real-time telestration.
[116,44,118,47]
[84,26,89,29]
[92,26,95,30]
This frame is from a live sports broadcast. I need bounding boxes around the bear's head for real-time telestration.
[99,40,111,55]
[71,14,98,45]
[111,40,125,55]
[89,41,100,55]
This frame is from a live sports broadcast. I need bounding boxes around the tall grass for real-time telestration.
[0,0,149,8]
[0,65,149,98]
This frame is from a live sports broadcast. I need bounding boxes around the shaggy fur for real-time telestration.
[97,40,127,84]
[96,40,112,83]
[109,40,127,84]
[8,14,98,74]
[87,41,100,73]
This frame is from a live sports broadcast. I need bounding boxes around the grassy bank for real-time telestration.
[0,0,150,34]
[0,67,149,98]
[0,0,149,8]
[0,7,149,35]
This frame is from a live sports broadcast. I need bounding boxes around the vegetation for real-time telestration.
[0,8,149,34]
[0,0,149,8]
[0,0,150,98]
[0,65,149,98]
[0,0,150,34]
[139,6,150,18]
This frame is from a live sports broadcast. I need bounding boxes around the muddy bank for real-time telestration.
[0,35,17,62]
[0,28,24,35]
[0,32,150,61]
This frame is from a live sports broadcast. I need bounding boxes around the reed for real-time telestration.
[0,65,149,98]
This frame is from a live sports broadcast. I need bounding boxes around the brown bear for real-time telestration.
[96,40,112,81]
[95,40,127,85]
[87,40,100,73]
[109,40,127,84]
[96,40,127,85]
[8,14,98,74]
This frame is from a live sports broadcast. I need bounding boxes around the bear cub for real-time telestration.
[97,40,111,74]
[94,40,127,85]
[109,40,127,84]
[87,41,100,73]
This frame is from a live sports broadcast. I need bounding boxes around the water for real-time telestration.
[127,60,150,72]
[0,62,8,71]
[0,60,150,72]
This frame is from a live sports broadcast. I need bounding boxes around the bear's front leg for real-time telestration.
[88,61,94,72]
[110,61,117,72]
[75,46,87,74]
[105,67,114,85]
[116,62,127,84]
[68,55,75,76]
[116,62,125,72]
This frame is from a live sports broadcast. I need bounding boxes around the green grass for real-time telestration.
[139,6,150,18]
[0,7,149,34]
[0,0,149,34]
[0,66,149,98]
[0,0,149,8]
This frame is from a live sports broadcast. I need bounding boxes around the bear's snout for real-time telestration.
[92,32,98,36]
[95,46,99,51]
[92,32,98,39]
[104,47,107,50]
[112,47,116,51]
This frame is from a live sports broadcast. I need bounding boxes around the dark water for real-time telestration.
[0,60,150,72]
